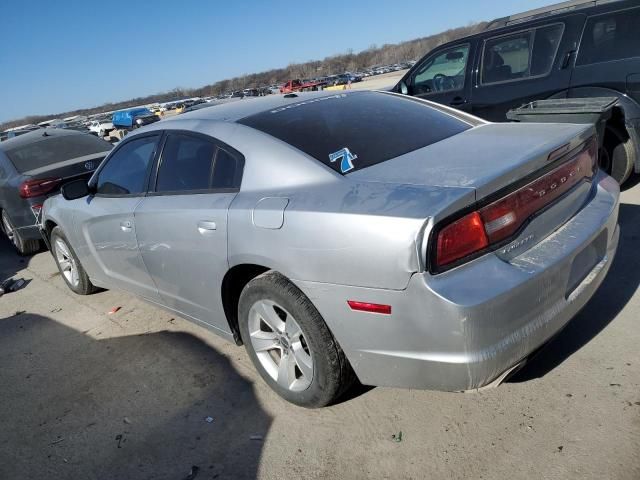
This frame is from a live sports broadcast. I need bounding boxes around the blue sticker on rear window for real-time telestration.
[329,147,358,173]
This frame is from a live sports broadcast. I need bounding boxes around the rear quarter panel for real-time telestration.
[228,180,475,290]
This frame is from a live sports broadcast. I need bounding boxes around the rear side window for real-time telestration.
[211,148,241,189]
[156,134,215,192]
[238,92,470,174]
[5,134,112,173]
[96,135,157,195]
[577,7,640,66]
[481,24,564,84]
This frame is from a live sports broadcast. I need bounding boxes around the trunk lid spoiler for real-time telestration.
[349,122,595,201]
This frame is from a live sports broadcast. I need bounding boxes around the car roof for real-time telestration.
[0,127,84,152]
[174,91,353,123]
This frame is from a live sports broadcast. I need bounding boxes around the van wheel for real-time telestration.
[238,271,355,408]
[1,211,40,256]
[604,125,636,185]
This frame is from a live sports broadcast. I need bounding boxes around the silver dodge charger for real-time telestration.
[40,91,620,407]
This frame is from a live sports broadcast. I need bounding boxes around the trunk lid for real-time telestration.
[22,151,106,181]
[349,122,594,201]
[20,151,107,203]
[350,121,599,269]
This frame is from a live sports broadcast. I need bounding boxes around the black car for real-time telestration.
[0,129,112,254]
[394,0,640,184]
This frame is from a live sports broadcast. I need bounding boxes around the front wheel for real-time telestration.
[238,271,355,408]
[50,227,97,295]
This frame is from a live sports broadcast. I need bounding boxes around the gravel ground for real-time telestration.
[0,176,638,480]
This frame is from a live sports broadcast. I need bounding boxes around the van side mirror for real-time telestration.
[399,81,409,95]
[61,179,92,200]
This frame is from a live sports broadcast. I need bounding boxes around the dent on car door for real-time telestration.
[78,133,161,301]
[134,132,243,333]
[405,43,474,111]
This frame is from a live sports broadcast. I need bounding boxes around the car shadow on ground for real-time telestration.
[0,312,270,479]
[0,234,38,294]
[510,201,640,383]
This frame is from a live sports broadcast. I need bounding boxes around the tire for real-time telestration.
[1,210,40,256]
[50,226,97,295]
[238,271,355,408]
[604,125,636,185]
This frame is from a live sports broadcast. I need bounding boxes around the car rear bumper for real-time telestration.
[14,224,42,242]
[294,172,620,391]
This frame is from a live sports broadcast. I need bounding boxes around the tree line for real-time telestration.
[1,22,485,131]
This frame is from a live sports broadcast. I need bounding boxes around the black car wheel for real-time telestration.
[1,210,40,256]
[604,125,636,185]
[238,271,355,408]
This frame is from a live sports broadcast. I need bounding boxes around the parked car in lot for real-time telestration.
[40,91,619,407]
[112,107,159,129]
[394,0,640,184]
[0,129,112,254]
[88,119,114,138]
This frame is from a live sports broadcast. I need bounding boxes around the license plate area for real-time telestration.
[565,230,607,299]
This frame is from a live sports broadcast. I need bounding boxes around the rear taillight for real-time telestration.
[432,137,597,271]
[19,177,63,199]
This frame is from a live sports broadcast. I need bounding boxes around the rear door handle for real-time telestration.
[197,220,217,234]
[120,220,132,232]
[450,97,468,107]
[561,50,576,69]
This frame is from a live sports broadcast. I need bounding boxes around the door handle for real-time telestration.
[120,220,132,232]
[450,97,468,107]
[561,50,576,69]
[197,220,217,234]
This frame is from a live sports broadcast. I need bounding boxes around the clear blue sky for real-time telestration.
[0,0,551,122]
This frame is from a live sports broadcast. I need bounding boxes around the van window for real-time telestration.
[411,45,470,95]
[577,7,640,66]
[481,24,564,84]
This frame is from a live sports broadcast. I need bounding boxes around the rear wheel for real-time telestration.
[50,226,97,295]
[1,210,40,256]
[603,125,636,185]
[238,271,355,408]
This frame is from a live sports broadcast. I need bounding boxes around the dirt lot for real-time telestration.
[0,178,639,479]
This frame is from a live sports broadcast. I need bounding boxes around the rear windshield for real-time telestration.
[238,91,471,174]
[5,134,112,173]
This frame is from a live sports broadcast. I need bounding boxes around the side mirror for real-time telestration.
[399,81,409,95]
[61,179,92,201]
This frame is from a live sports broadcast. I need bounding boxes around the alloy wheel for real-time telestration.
[248,299,314,392]
[54,238,79,287]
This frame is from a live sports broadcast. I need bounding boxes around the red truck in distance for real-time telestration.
[280,79,325,94]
